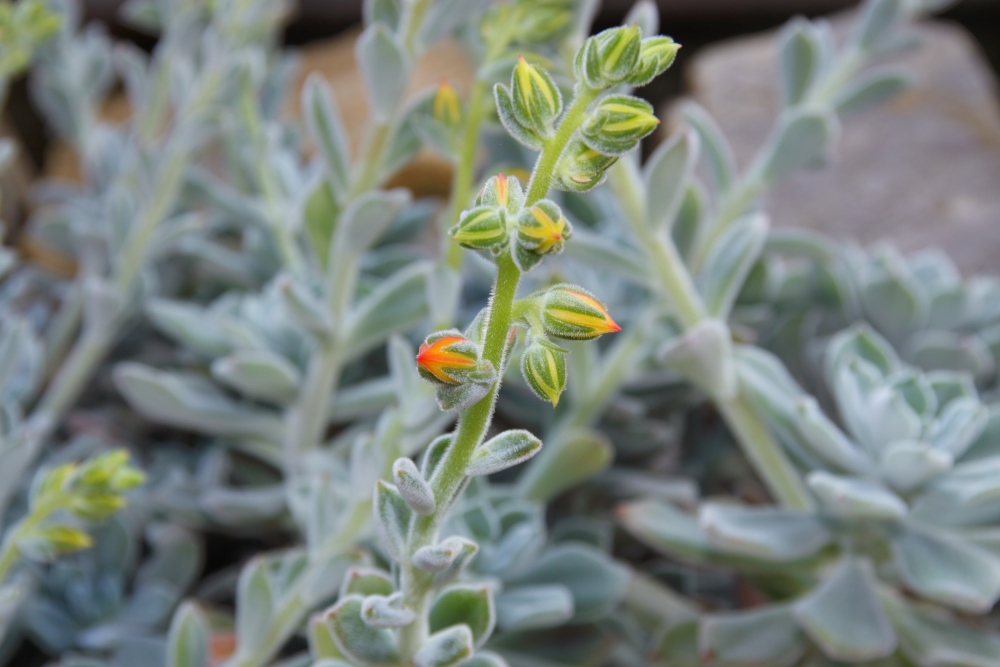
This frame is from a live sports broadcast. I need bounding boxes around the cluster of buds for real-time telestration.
[518,284,620,406]
[15,450,145,563]
[416,329,497,411]
[574,25,680,90]
[450,174,572,273]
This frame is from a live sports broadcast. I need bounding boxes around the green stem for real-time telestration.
[525,86,600,204]
[609,160,813,510]
[351,121,392,198]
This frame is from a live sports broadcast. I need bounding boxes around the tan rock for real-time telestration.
[683,19,1000,274]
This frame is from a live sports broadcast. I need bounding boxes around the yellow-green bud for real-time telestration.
[69,492,128,521]
[32,526,93,558]
[627,36,681,87]
[553,140,618,192]
[581,94,660,156]
[521,336,568,406]
[476,172,525,213]
[433,81,462,128]
[514,200,572,272]
[541,284,621,340]
[574,25,643,90]
[511,56,563,135]
[451,206,508,254]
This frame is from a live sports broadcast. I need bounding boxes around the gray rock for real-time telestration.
[683,19,1000,273]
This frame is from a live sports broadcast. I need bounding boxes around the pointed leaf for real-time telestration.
[210,350,301,403]
[466,429,542,476]
[700,503,831,562]
[494,585,574,632]
[644,129,699,232]
[392,457,436,516]
[700,604,806,667]
[303,74,351,199]
[755,107,839,186]
[413,625,474,667]
[166,602,209,667]
[356,23,409,119]
[429,585,495,648]
[807,471,907,520]
[325,596,400,666]
[697,214,769,319]
[373,481,412,562]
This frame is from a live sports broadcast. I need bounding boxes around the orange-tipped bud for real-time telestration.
[540,284,621,340]
[416,331,480,385]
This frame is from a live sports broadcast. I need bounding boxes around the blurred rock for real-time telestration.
[684,19,1000,274]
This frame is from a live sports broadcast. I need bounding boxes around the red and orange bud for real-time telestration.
[540,284,621,340]
[416,331,481,385]
[514,199,572,272]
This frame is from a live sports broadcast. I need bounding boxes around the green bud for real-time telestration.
[476,172,525,213]
[69,492,128,521]
[451,206,508,254]
[30,525,93,559]
[494,82,544,150]
[511,56,563,135]
[521,336,568,406]
[540,284,621,341]
[574,25,643,90]
[110,467,146,492]
[581,94,660,156]
[626,36,681,86]
[553,140,619,192]
[416,331,484,386]
[513,200,572,272]
[77,450,131,487]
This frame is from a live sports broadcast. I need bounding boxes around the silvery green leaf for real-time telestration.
[364,0,401,29]
[166,602,209,667]
[463,652,509,667]
[303,73,351,200]
[672,182,708,261]
[825,325,899,380]
[412,537,478,575]
[392,457,436,516]
[277,276,335,338]
[518,430,614,502]
[929,396,988,458]
[325,596,400,666]
[82,276,123,330]
[146,299,231,358]
[184,167,267,229]
[658,319,737,400]
[836,68,910,114]
[778,18,820,106]
[697,213,769,319]
[429,585,495,648]
[700,503,831,561]
[493,83,543,151]
[235,558,275,654]
[506,543,629,623]
[755,107,839,186]
[373,481,411,562]
[362,594,415,628]
[356,23,410,120]
[891,524,1000,613]
[881,590,1000,667]
[643,128,699,232]
[699,605,806,667]
[792,557,896,661]
[301,555,358,609]
[929,456,1000,506]
[467,429,542,477]
[679,102,737,194]
[793,397,872,474]
[337,189,411,254]
[854,0,906,49]
[494,585,574,632]
[210,349,301,404]
[862,272,929,344]
[881,440,953,492]
[309,614,347,660]
[200,485,287,526]
[807,471,907,520]
[114,364,283,440]
[414,0,482,52]
[907,331,995,382]
[413,625,474,667]
[341,567,395,598]
[563,228,650,285]
[436,379,491,413]
[345,263,429,358]
[421,434,453,480]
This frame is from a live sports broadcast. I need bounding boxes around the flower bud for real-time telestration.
[582,94,659,156]
[476,172,525,213]
[416,331,481,385]
[553,140,618,192]
[511,56,563,134]
[627,36,681,86]
[34,526,93,557]
[541,284,621,340]
[69,492,127,520]
[513,200,572,272]
[521,336,568,406]
[574,25,643,90]
[450,205,508,253]
[433,81,462,128]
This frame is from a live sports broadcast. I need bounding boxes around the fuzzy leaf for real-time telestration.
[755,107,839,186]
[778,18,820,106]
[337,189,411,254]
[700,605,806,667]
[146,299,230,358]
[466,429,543,476]
[836,67,909,114]
[413,537,479,575]
[659,319,736,400]
[793,557,896,661]
[210,349,301,403]
[413,625,474,667]
[356,23,410,119]
[341,568,395,598]
[345,263,429,358]
[891,524,1000,613]
[429,585,495,648]
[235,559,275,654]
[303,73,351,199]
[700,503,831,562]
[325,596,400,666]
[392,457,436,516]
[362,594,415,628]
[166,602,209,667]
[373,481,412,562]
[679,102,737,194]
[882,591,1000,667]
[494,585,574,631]
[807,471,907,520]
[644,129,699,232]
[697,214,769,319]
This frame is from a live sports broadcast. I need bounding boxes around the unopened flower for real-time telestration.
[627,36,681,86]
[574,25,643,90]
[554,140,618,192]
[416,331,481,385]
[514,200,572,271]
[521,336,568,406]
[582,94,659,155]
[541,284,621,340]
[433,81,462,127]
[510,56,563,134]
[477,172,525,212]
[451,205,507,253]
